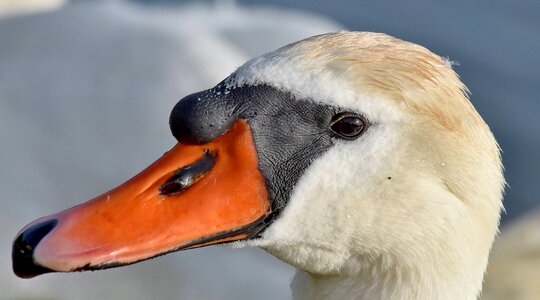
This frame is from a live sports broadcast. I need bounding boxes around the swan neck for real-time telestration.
[291,266,481,300]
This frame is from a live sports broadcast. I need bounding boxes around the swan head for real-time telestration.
[218,33,504,295]
[13,32,503,295]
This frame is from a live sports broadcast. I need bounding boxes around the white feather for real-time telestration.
[234,32,504,300]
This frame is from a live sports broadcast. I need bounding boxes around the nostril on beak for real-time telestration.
[12,219,57,278]
[160,149,216,195]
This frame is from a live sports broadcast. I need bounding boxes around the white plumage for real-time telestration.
[232,32,504,300]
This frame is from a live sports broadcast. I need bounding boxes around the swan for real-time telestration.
[12,31,504,300]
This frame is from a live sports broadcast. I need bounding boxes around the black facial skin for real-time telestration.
[170,81,342,235]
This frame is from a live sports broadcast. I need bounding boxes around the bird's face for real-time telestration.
[12,32,503,279]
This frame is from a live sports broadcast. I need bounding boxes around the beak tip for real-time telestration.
[12,219,58,278]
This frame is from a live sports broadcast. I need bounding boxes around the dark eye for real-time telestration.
[330,112,368,139]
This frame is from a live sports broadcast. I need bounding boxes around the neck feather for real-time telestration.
[291,257,484,300]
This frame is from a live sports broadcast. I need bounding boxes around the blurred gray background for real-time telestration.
[1,0,539,299]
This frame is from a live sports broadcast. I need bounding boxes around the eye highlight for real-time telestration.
[330,112,368,140]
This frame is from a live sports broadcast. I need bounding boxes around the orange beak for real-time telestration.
[13,120,271,278]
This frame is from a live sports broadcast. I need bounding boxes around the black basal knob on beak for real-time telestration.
[169,86,240,145]
[12,219,57,278]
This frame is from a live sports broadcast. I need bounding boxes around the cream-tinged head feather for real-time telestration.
[231,32,504,300]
